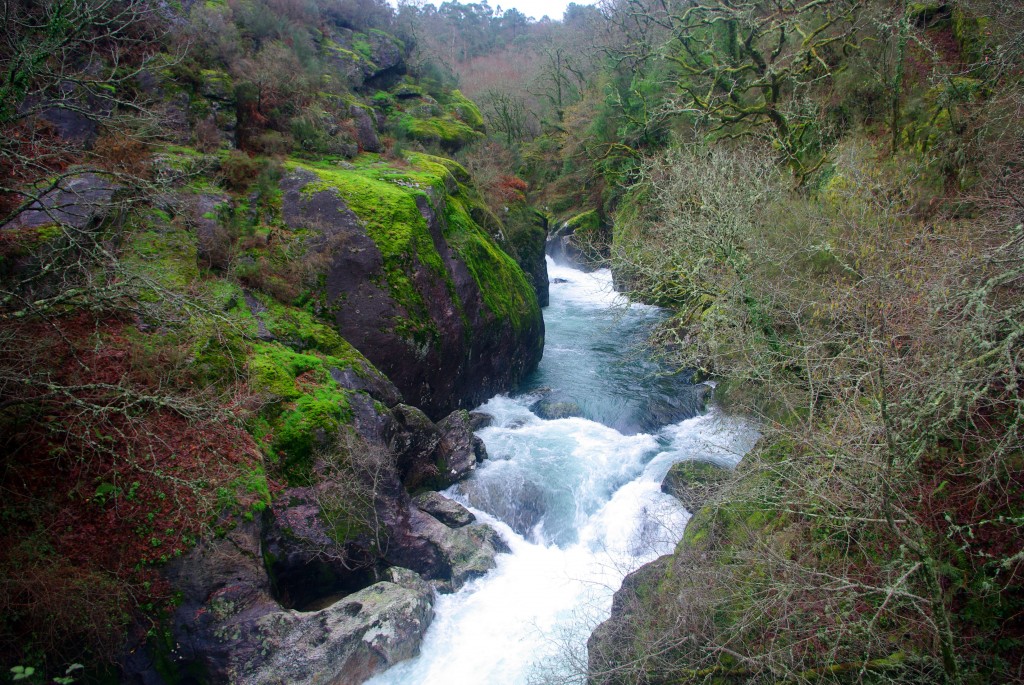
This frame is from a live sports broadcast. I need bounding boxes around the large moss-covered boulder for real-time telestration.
[390,86,486,152]
[278,154,543,420]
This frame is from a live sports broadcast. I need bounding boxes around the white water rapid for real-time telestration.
[366,259,759,685]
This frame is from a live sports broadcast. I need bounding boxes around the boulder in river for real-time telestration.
[408,506,509,593]
[468,411,494,431]
[414,491,476,528]
[533,400,583,420]
[457,476,547,539]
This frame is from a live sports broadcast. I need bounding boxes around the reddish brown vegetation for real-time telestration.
[0,315,268,667]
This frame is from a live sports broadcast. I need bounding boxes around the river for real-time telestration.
[366,258,758,685]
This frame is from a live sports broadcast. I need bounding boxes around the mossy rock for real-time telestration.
[533,400,582,420]
[446,89,484,131]
[661,459,730,512]
[248,342,355,482]
[952,4,992,65]
[397,114,483,151]
[276,153,542,419]
[907,2,950,27]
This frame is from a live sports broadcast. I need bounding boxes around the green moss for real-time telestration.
[220,466,271,520]
[125,216,199,293]
[952,5,992,65]
[368,27,406,54]
[391,82,426,99]
[324,40,376,73]
[680,440,790,553]
[351,32,373,60]
[287,158,451,343]
[447,89,484,131]
[907,2,947,25]
[285,153,538,347]
[248,342,355,482]
[397,114,483,149]
[443,196,539,331]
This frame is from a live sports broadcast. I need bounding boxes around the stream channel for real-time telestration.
[367,258,759,685]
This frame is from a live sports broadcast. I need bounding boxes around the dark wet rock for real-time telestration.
[436,410,488,483]
[408,507,508,593]
[660,459,730,513]
[551,277,570,284]
[350,104,382,152]
[39,106,100,145]
[190,192,231,267]
[4,173,120,230]
[639,384,712,433]
[383,406,486,491]
[533,400,583,420]
[238,567,433,685]
[20,86,113,147]
[414,492,475,528]
[324,28,405,90]
[386,404,444,490]
[232,567,431,684]
[504,207,550,307]
[133,519,278,683]
[469,411,494,431]
[546,221,590,271]
[366,30,405,78]
[241,290,275,342]
[329,363,404,408]
[263,486,381,610]
[347,392,396,445]
[135,512,432,685]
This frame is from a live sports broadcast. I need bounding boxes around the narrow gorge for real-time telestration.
[2,0,1022,683]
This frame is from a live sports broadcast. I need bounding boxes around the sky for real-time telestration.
[392,0,598,22]
[493,0,595,21]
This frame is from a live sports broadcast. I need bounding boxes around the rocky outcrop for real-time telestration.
[503,207,550,307]
[239,567,433,685]
[660,459,730,513]
[407,505,508,593]
[546,210,609,271]
[435,410,489,482]
[140,518,434,685]
[413,491,476,528]
[324,28,406,91]
[189,192,231,269]
[459,475,547,539]
[350,104,382,152]
[279,159,543,420]
[384,405,488,491]
[3,172,120,230]
[533,400,583,420]
[587,555,673,685]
